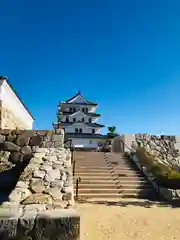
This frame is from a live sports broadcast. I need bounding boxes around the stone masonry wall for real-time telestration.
[0,129,64,169]
[0,129,80,239]
[8,147,74,209]
[134,134,180,168]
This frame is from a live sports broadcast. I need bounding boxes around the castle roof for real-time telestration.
[65,133,105,139]
[53,121,104,128]
[62,111,101,118]
[64,91,98,106]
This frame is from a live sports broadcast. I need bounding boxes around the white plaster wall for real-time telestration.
[70,138,98,148]
[65,123,99,134]
[62,104,97,113]
[0,81,34,129]
[122,134,136,152]
[62,111,91,123]
[175,136,180,152]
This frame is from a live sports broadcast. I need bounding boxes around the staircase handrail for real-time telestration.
[118,139,160,194]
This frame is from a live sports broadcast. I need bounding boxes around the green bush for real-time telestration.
[136,147,180,189]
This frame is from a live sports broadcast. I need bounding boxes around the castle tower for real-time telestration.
[54,91,104,149]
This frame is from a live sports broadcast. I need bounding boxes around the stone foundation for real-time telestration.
[0,129,80,239]
[0,209,80,240]
[8,147,74,210]
[0,129,64,169]
[130,135,180,202]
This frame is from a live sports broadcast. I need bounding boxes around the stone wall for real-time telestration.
[0,129,80,239]
[135,134,180,168]
[0,129,64,167]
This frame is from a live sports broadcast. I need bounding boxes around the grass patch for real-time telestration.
[136,148,180,189]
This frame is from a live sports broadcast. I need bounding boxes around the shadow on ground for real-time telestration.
[75,197,180,208]
[0,161,28,204]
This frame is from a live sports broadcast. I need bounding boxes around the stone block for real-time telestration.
[20,146,32,155]
[33,152,46,158]
[39,164,52,172]
[45,141,54,148]
[15,135,30,146]
[52,134,63,142]
[16,181,29,189]
[6,133,17,142]
[22,193,52,205]
[44,187,63,200]
[55,128,64,135]
[1,209,80,239]
[31,146,39,153]
[0,216,19,238]
[35,209,80,240]
[33,170,46,179]
[30,179,45,193]
[0,134,5,144]
[9,152,23,164]
[159,188,173,201]
[54,141,63,148]
[0,142,20,152]
[29,135,43,146]
[50,180,63,189]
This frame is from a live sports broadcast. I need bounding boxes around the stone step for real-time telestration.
[118,180,149,184]
[75,171,112,174]
[74,173,112,177]
[73,179,115,184]
[76,166,110,170]
[75,191,157,199]
[119,184,152,189]
[74,176,146,181]
[73,183,151,189]
[75,161,106,164]
[112,168,140,173]
[77,189,120,194]
[107,163,136,168]
[113,176,145,181]
[73,184,118,189]
[75,174,116,181]
[76,188,153,194]
[76,193,121,199]
[114,173,144,177]
[75,163,107,166]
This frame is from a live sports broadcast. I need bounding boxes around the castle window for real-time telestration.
[73,118,76,122]
[75,128,78,133]
[92,129,95,134]
[82,118,84,122]
[79,128,83,133]
[89,118,92,123]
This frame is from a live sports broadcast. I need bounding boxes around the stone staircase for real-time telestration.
[74,151,161,200]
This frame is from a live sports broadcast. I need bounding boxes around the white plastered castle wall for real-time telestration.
[0,80,34,129]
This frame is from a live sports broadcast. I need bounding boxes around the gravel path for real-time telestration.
[76,198,180,240]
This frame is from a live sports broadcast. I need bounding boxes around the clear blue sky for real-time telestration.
[1,0,180,135]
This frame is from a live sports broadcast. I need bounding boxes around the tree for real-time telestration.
[108,126,116,136]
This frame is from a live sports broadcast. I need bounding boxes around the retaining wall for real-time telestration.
[0,129,80,240]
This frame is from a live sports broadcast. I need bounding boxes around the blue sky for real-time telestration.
[1,0,180,134]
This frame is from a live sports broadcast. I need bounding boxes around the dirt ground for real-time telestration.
[75,198,180,240]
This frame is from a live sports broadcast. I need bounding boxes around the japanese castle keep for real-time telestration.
[54,91,105,149]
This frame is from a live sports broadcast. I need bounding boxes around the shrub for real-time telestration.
[136,147,180,189]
